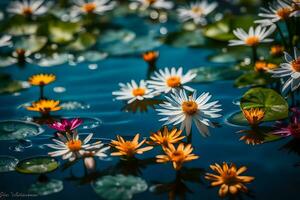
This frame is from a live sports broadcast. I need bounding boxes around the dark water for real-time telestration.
[1,4,300,200]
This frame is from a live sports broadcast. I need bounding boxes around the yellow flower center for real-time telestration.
[222,171,238,185]
[132,88,146,96]
[123,142,136,156]
[276,7,293,19]
[82,2,97,13]
[292,57,300,72]
[182,101,198,115]
[147,0,157,5]
[22,7,33,15]
[245,36,260,46]
[192,7,203,15]
[67,140,82,151]
[166,76,181,88]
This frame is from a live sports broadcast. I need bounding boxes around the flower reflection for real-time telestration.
[26,99,62,116]
[238,129,266,145]
[205,162,255,198]
[113,157,156,176]
[121,99,163,113]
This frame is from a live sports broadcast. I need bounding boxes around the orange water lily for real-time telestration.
[110,134,153,158]
[242,108,265,126]
[149,126,185,147]
[28,74,56,86]
[156,143,198,170]
[205,162,255,197]
[26,99,61,114]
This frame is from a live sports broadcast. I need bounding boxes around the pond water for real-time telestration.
[1,0,300,200]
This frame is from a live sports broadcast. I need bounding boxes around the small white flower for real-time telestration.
[7,0,52,16]
[47,132,110,161]
[147,67,196,95]
[0,35,12,48]
[229,25,276,47]
[156,90,222,137]
[177,1,218,25]
[71,0,116,16]
[134,0,174,10]
[255,0,297,26]
[112,80,154,104]
[270,47,300,92]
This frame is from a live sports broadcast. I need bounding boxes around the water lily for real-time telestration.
[156,89,222,137]
[273,110,300,138]
[205,162,255,198]
[47,132,109,161]
[7,0,52,16]
[149,126,185,147]
[270,47,300,92]
[134,0,174,10]
[49,118,83,132]
[242,108,265,126]
[112,80,154,104]
[26,99,61,115]
[147,67,196,95]
[156,143,199,170]
[71,0,116,16]
[177,0,218,25]
[28,74,56,86]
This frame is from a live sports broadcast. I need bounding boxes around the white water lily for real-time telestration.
[147,67,196,95]
[71,0,116,16]
[134,0,174,10]
[112,80,154,104]
[156,89,222,137]
[270,47,300,92]
[255,0,297,26]
[47,132,109,161]
[177,1,218,25]
[7,0,52,16]
[229,25,276,47]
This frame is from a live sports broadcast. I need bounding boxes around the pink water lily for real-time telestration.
[49,118,83,132]
[274,109,300,138]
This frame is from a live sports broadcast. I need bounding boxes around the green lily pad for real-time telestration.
[190,66,242,83]
[49,21,81,43]
[6,24,38,36]
[234,71,277,88]
[67,32,96,51]
[28,179,63,196]
[16,156,59,174]
[15,36,47,53]
[241,88,288,121]
[0,76,25,94]
[0,120,44,140]
[99,30,136,44]
[80,51,108,62]
[208,51,249,63]
[92,174,148,200]
[163,29,206,47]
[0,156,19,172]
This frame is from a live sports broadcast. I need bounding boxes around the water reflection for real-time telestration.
[150,167,204,200]
[122,99,163,113]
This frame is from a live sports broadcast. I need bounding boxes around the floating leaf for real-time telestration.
[15,36,47,53]
[190,66,242,82]
[6,24,38,36]
[16,156,59,174]
[28,179,63,196]
[80,51,108,62]
[234,71,277,88]
[0,120,44,140]
[163,29,206,47]
[203,19,233,41]
[36,53,69,67]
[241,88,288,121]
[0,156,19,172]
[67,32,96,51]
[92,174,148,200]
[49,21,81,43]
[99,30,136,44]
[0,75,25,94]
[60,100,90,110]
[0,56,17,67]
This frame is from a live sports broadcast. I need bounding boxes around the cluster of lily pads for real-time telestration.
[1,0,300,199]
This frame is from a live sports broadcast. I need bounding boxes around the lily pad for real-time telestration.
[234,72,277,88]
[15,156,59,174]
[28,179,63,196]
[48,21,81,43]
[80,51,108,62]
[67,32,97,51]
[190,66,242,83]
[92,174,148,200]
[0,156,19,172]
[241,88,288,121]
[36,53,69,67]
[163,29,206,47]
[0,57,17,67]
[14,36,47,53]
[60,100,90,110]
[99,30,136,44]
[6,23,38,36]
[0,120,44,140]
